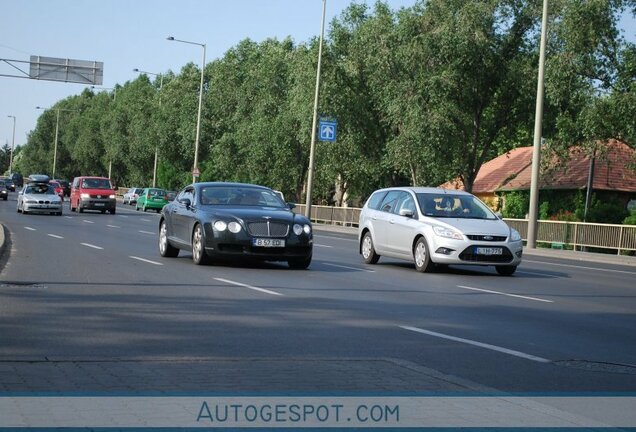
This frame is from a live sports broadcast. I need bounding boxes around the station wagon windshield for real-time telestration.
[416,193,497,220]
[200,186,286,207]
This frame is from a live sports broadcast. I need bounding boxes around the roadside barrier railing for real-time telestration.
[294,205,636,255]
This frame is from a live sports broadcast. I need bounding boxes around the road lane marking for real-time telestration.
[118,215,129,218]
[140,218,151,222]
[24,227,36,231]
[214,277,283,296]
[107,225,121,228]
[47,234,64,239]
[81,243,103,250]
[316,235,358,243]
[64,216,73,219]
[129,256,163,266]
[457,285,553,303]
[524,259,636,276]
[138,230,154,235]
[399,325,551,363]
[314,244,333,248]
[82,220,94,224]
[322,262,375,273]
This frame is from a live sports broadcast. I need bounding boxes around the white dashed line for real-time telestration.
[119,215,129,218]
[47,234,64,239]
[140,218,151,222]
[457,285,554,303]
[129,256,163,266]
[214,277,283,296]
[322,262,375,273]
[24,227,36,231]
[80,243,103,250]
[399,325,551,363]
[82,220,94,224]
[107,225,121,228]
[64,216,73,219]
[138,230,154,235]
[314,244,333,248]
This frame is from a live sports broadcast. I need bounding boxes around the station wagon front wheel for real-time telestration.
[414,237,435,273]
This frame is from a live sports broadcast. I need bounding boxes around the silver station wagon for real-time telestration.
[358,187,523,275]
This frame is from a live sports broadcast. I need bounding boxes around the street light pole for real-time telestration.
[7,115,16,174]
[90,86,117,178]
[305,0,327,219]
[167,36,206,184]
[133,69,164,187]
[527,0,549,249]
[36,106,79,179]
[53,108,60,179]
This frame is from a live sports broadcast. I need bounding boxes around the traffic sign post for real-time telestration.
[319,119,337,142]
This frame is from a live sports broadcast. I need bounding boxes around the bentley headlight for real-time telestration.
[213,220,227,231]
[510,228,522,242]
[433,225,463,240]
[293,224,303,236]
[303,224,311,234]
[228,222,242,233]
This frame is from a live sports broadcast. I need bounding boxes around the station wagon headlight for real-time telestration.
[80,193,90,199]
[510,228,522,242]
[213,220,227,231]
[108,194,115,199]
[433,225,463,240]
[228,221,242,233]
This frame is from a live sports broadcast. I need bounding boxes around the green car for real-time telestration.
[136,188,169,213]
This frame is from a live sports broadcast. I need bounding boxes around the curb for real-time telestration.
[312,223,636,268]
[0,223,5,258]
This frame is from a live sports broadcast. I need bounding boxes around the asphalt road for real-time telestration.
[1,195,635,393]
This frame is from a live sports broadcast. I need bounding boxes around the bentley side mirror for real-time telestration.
[287,202,296,210]
[179,198,191,208]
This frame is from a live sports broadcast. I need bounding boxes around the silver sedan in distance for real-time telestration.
[358,187,523,275]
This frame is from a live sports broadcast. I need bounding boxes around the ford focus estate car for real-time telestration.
[358,187,523,275]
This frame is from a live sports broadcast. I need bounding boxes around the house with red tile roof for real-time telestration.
[441,140,636,215]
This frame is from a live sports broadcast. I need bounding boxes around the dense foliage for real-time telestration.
[14,0,636,206]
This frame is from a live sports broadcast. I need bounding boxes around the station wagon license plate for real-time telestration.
[253,238,285,248]
[475,247,503,255]
[94,203,104,206]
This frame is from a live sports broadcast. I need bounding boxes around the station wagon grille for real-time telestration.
[466,235,507,242]
[247,221,289,238]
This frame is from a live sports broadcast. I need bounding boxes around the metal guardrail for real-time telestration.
[294,205,636,254]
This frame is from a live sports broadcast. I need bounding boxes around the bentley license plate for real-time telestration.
[253,238,285,248]
[475,247,503,255]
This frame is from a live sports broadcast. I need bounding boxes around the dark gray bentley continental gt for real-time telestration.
[159,182,313,269]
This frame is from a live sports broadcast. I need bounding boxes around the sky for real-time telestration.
[1,0,634,153]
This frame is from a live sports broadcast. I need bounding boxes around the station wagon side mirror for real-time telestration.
[179,198,191,208]
[399,208,414,218]
[287,202,296,210]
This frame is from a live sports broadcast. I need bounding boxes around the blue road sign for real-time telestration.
[319,119,337,142]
